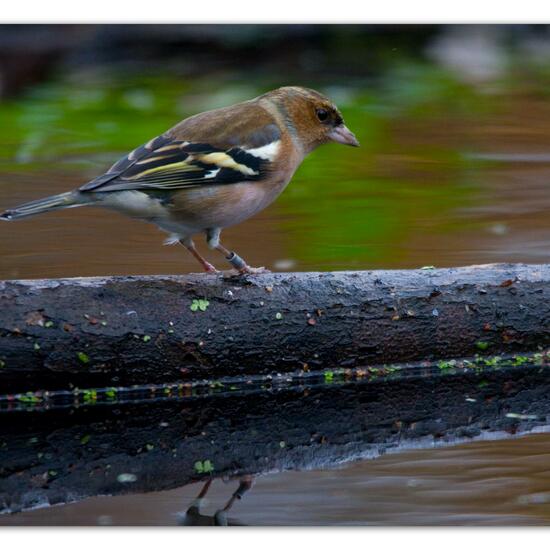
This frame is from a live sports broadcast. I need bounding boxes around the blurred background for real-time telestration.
[1,23,550,278]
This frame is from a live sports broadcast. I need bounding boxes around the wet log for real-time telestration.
[0,263,549,394]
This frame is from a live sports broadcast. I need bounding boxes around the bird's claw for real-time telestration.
[238,265,269,275]
[203,262,219,273]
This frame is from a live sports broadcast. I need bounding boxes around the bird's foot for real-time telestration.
[202,262,219,273]
[238,265,269,275]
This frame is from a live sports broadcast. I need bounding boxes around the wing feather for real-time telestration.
[79,137,277,193]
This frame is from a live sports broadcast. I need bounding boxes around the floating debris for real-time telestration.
[25,311,46,326]
[506,413,538,420]
[273,259,296,270]
[117,473,137,483]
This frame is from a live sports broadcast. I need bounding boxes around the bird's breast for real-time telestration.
[169,175,291,229]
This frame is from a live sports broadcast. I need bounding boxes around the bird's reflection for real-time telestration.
[178,475,254,526]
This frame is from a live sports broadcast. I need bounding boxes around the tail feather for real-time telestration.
[1,191,84,221]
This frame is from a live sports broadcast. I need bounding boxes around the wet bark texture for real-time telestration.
[0,263,549,393]
[1,360,550,514]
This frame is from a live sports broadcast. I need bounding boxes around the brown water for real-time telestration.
[1,68,550,526]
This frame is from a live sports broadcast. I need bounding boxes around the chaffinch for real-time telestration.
[1,86,359,274]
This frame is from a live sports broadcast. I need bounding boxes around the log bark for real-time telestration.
[0,263,549,394]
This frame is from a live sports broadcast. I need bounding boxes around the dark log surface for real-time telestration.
[0,263,549,394]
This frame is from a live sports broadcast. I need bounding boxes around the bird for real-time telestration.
[1,86,359,274]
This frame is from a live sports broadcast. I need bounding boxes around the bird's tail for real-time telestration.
[0,191,85,221]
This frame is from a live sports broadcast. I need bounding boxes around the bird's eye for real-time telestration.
[316,108,329,122]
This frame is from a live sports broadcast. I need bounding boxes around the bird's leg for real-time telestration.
[222,475,255,512]
[206,228,268,275]
[178,478,213,526]
[214,475,255,525]
[179,237,218,273]
[197,478,213,499]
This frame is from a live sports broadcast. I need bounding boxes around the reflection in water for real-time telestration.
[179,476,254,526]
[1,358,550,525]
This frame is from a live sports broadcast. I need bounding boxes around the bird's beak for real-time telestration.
[329,124,360,147]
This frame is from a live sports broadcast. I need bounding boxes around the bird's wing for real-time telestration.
[80,103,282,193]
[80,138,279,192]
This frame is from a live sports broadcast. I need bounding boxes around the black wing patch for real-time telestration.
[79,137,272,193]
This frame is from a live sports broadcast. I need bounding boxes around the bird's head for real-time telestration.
[262,86,359,154]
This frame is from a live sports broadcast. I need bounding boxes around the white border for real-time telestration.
[1,529,549,548]
[1,0,550,23]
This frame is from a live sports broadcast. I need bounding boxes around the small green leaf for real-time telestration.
[194,459,214,474]
[77,351,90,364]
[18,392,40,404]
[476,341,489,351]
[80,434,91,445]
[142,335,151,343]
[33,343,41,351]
[438,359,457,370]
[190,299,210,312]
[44,320,54,328]
[324,371,334,382]
[82,390,97,402]
[145,443,154,451]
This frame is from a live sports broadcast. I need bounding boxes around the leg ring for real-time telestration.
[226,252,247,270]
